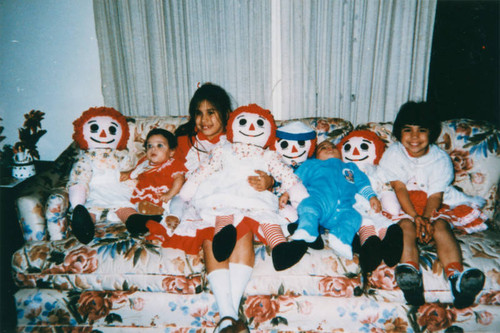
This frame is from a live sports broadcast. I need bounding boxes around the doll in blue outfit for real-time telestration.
[284,140,382,259]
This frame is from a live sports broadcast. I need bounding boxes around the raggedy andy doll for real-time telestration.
[67,107,162,244]
[179,104,310,271]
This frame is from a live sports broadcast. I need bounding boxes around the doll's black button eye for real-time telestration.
[344,143,351,152]
[298,140,305,147]
[257,119,265,127]
[239,119,247,126]
[360,143,369,151]
[280,141,289,149]
[109,126,117,135]
[90,124,99,133]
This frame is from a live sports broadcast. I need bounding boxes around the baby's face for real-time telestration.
[315,141,340,160]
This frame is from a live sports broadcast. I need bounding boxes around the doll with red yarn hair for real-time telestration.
[178,104,309,271]
[67,107,168,244]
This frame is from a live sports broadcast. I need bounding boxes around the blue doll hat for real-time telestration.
[276,121,316,141]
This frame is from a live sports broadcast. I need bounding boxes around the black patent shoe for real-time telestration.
[381,224,403,267]
[359,236,382,273]
[395,263,425,306]
[449,268,485,309]
[71,205,95,244]
[212,225,237,262]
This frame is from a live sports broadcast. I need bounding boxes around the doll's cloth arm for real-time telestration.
[179,145,223,201]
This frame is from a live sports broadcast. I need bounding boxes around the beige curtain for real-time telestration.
[93,0,436,123]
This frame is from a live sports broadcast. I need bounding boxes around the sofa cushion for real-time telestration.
[12,221,205,294]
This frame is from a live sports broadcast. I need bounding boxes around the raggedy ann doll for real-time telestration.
[338,130,403,274]
[179,104,310,271]
[274,121,324,249]
[67,107,163,244]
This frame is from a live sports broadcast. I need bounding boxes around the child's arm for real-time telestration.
[391,180,433,243]
[161,173,186,204]
[369,196,382,213]
[248,170,275,191]
[120,170,132,182]
[279,192,290,209]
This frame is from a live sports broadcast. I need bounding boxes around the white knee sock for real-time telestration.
[229,263,253,311]
[207,269,238,329]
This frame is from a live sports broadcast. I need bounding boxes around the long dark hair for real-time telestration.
[175,83,233,143]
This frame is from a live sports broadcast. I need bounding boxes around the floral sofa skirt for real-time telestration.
[12,116,500,332]
[12,221,500,332]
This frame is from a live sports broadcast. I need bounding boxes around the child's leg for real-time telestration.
[326,208,361,259]
[212,215,237,262]
[203,240,238,332]
[261,223,308,271]
[395,218,425,306]
[291,198,322,243]
[433,219,485,309]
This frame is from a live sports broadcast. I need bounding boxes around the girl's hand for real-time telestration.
[120,171,131,182]
[279,192,290,209]
[369,197,382,213]
[415,215,433,243]
[248,170,274,192]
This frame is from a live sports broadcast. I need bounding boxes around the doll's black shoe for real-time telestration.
[352,234,361,254]
[126,214,162,236]
[449,268,485,309]
[71,204,95,244]
[381,224,403,267]
[212,225,237,262]
[287,222,298,235]
[359,236,382,273]
[395,263,425,307]
[307,235,324,250]
[272,240,308,271]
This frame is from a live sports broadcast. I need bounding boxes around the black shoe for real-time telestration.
[381,224,403,267]
[71,205,95,244]
[352,233,361,254]
[449,268,485,309]
[307,235,324,250]
[212,224,237,262]
[395,263,425,306]
[272,240,308,271]
[126,214,162,236]
[359,236,382,273]
[287,222,298,235]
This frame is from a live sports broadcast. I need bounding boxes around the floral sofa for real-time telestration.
[12,116,500,332]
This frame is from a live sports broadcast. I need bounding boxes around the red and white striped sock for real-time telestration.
[261,224,286,248]
[358,225,376,245]
[215,215,234,234]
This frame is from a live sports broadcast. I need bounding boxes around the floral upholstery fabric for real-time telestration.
[12,116,500,332]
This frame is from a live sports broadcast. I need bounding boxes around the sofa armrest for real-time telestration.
[15,142,79,242]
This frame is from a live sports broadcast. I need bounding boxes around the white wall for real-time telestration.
[0,0,103,161]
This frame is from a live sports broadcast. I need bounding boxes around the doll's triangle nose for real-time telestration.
[353,147,360,155]
[100,130,107,137]
[249,123,255,131]
[291,145,298,153]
